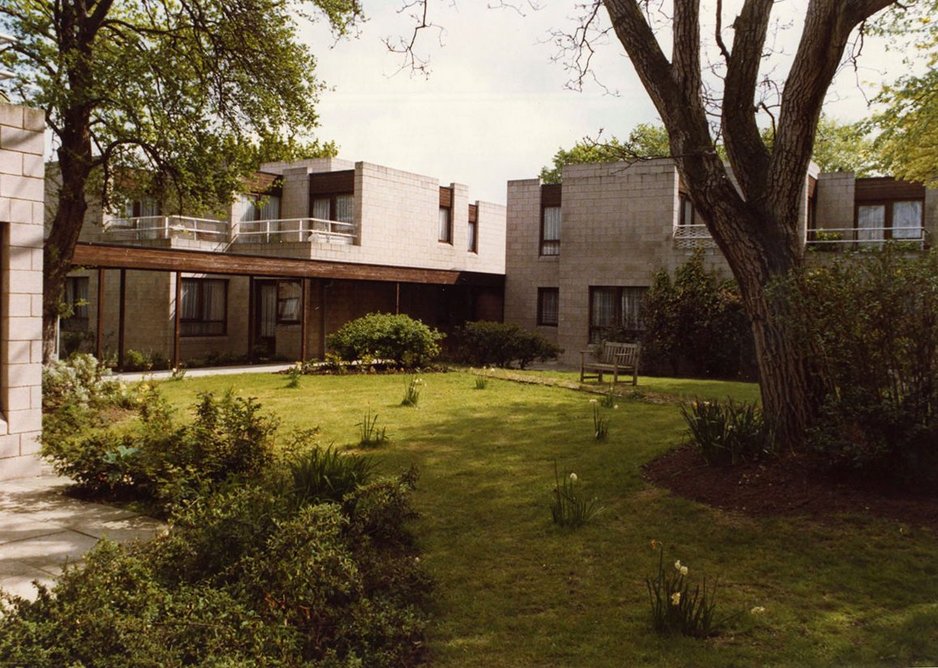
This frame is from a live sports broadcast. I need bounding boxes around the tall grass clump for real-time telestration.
[549,464,602,528]
[646,542,719,638]
[681,399,767,466]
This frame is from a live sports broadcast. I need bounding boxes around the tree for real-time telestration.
[0,0,361,360]
[539,123,670,182]
[797,116,877,175]
[593,0,898,449]
[870,0,938,186]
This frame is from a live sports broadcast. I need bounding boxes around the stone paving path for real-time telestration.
[0,473,164,602]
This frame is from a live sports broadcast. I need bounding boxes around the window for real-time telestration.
[277,281,301,323]
[589,286,646,343]
[537,288,559,326]
[311,193,353,222]
[438,206,452,243]
[856,199,924,243]
[180,278,227,336]
[468,204,478,253]
[62,276,89,332]
[123,197,160,219]
[541,206,561,255]
[679,194,695,226]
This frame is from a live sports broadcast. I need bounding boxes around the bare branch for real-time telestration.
[382,0,444,78]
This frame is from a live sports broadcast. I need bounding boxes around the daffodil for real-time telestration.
[750,606,766,615]
[680,566,688,576]
[569,472,578,483]
[671,592,681,605]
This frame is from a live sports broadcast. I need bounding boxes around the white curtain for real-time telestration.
[312,198,331,221]
[620,287,645,330]
[892,200,923,240]
[857,205,885,242]
[335,195,354,223]
[259,195,280,221]
[438,207,451,242]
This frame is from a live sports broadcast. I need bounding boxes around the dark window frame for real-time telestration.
[180,278,228,337]
[62,276,90,332]
[539,184,562,256]
[439,186,454,244]
[276,280,302,324]
[588,286,647,343]
[537,287,559,327]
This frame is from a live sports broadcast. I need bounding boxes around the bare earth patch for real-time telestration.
[643,446,938,531]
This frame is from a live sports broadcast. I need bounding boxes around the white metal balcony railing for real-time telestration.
[103,216,229,242]
[674,224,928,250]
[232,218,356,245]
[102,216,358,246]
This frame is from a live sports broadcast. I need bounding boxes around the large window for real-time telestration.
[537,288,559,326]
[62,276,89,332]
[589,286,646,343]
[240,194,281,222]
[540,206,561,256]
[311,193,354,222]
[277,281,301,323]
[180,278,227,337]
[856,199,924,243]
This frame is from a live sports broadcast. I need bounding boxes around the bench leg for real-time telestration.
[612,368,618,387]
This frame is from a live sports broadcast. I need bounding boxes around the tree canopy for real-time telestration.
[539,123,670,183]
[0,0,362,356]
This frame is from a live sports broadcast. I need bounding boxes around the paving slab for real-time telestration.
[0,474,164,603]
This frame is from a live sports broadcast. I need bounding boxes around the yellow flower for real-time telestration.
[649,539,659,551]
[750,606,766,615]
[674,560,682,571]
[680,566,689,576]
[671,592,681,606]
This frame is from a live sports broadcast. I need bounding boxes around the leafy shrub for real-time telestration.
[0,467,431,667]
[681,399,768,466]
[327,312,444,368]
[646,543,719,638]
[641,252,755,379]
[549,466,602,528]
[453,321,562,369]
[288,441,375,506]
[122,348,169,371]
[42,353,126,413]
[792,247,938,485]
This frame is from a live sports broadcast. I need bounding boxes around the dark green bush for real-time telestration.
[793,247,938,485]
[681,399,768,466]
[326,313,444,368]
[288,439,375,507]
[0,466,431,667]
[453,321,562,369]
[641,252,755,379]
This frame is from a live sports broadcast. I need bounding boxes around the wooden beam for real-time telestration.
[95,268,105,360]
[71,242,504,288]
[117,269,126,370]
[173,272,182,369]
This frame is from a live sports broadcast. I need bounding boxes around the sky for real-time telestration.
[299,2,907,204]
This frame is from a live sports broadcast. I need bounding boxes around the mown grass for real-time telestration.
[155,370,938,666]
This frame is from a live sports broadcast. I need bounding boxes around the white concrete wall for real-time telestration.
[0,103,45,479]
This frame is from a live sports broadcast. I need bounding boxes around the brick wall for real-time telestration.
[0,103,45,479]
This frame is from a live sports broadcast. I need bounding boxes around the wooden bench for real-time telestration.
[580,342,640,386]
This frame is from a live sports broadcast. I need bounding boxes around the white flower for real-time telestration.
[671,592,681,605]
[750,606,766,615]
[674,560,682,571]
[569,472,578,483]
[680,566,688,576]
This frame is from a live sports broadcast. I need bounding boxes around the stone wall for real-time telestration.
[0,103,45,479]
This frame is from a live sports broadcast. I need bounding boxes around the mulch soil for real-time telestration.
[643,445,938,532]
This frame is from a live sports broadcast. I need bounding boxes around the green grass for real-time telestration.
[154,371,938,666]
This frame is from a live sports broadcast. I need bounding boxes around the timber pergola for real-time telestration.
[72,242,504,369]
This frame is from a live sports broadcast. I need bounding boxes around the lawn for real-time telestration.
[156,370,938,666]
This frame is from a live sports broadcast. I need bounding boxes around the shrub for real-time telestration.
[42,353,126,413]
[288,441,375,506]
[646,543,719,638]
[453,321,562,369]
[549,465,602,528]
[326,313,444,368]
[641,252,755,379]
[681,399,768,466]
[791,247,938,485]
[122,348,169,372]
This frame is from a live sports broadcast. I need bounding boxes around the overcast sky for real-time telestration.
[299,2,905,204]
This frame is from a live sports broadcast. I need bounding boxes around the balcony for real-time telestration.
[103,216,229,245]
[806,226,928,252]
[232,218,357,245]
[673,224,717,250]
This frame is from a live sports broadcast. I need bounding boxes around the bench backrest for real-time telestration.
[602,341,640,366]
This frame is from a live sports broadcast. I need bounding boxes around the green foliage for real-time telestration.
[792,248,938,483]
[473,375,488,390]
[288,441,375,507]
[592,404,609,441]
[539,124,670,183]
[646,544,719,638]
[327,313,444,368]
[549,465,602,528]
[358,410,389,448]
[285,362,303,389]
[41,387,278,512]
[761,116,878,175]
[680,399,768,467]
[453,321,562,369]
[641,252,755,379]
[400,376,423,407]
[0,467,430,667]
[42,353,126,413]
[122,349,169,372]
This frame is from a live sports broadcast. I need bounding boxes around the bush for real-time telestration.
[641,252,755,379]
[792,247,938,485]
[288,440,375,507]
[0,466,431,667]
[42,353,126,413]
[453,321,561,369]
[681,399,768,466]
[122,348,169,372]
[326,313,444,368]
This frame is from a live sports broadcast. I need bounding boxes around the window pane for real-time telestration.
[543,206,561,240]
[438,207,451,242]
[277,281,301,322]
[468,220,477,252]
[892,200,923,240]
[335,194,354,223]
[857,205,885,241]
[539,289,558,326]
[240,195,259,223]
[260,195,280,221]
[591,288,616,327]
[620,287,646,330]
[312,198,331,221]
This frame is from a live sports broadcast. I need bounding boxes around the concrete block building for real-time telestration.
[57,159,505,367]
[504,159,937,366]
[0,103,45,479]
